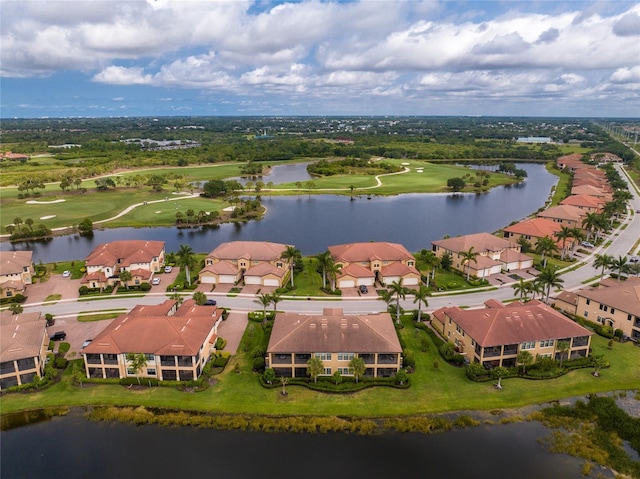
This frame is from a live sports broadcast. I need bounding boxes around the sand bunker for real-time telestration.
[223,206,237,212]
[155,211,163,214]
[40,215,56,220]
[26,199,66,204]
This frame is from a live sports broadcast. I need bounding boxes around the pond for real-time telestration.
[0,409,598,479]
[0,163,557,261]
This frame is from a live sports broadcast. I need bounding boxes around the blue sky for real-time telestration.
[1,0,639,118]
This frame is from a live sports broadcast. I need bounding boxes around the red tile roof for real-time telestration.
[85,241,165,268]
[207,241,291,261]
[0,251,33,276]
[432,233,517,254]
[329,242,415,263]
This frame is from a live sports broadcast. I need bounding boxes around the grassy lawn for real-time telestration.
[2,316,638,417]
[77,312,123,322]
[545,162,572,206]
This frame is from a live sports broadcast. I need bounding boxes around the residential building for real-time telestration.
[198,241,291,287]
[431,299,592,368]
[328,242,420,288]
[0,311,48,390]
[560,194,605,213]
[82,240,165,289]
[431,233,533,278]
[537,204,586,229]
[82,300,222,381]
[570,184,612,200]
[503,217,569,249]
[266,308,402,378]
[0,251,34,299]
[574,277,640,341]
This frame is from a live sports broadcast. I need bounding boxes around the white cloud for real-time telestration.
[93,66,152,85]
[610,66,640,83]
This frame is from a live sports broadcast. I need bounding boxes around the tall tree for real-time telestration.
[512,278,530,301]
[325,260,342,291]
[556,340,570,368]
[118,270,132,290]
[537,266,564,303]
[569,227,585,258]
[422,251,439,288]
[280,245,300,287]
[307,356,324,383]
[126,353,148,385]
[315,251,333,289]
[412,284,430,322]
[388,280,408,324]
[554,226,573,260]
[193,291,207,305]
[460,246,479,281]
[534,236,558,268]
[517,350,533,375]
[176,244,196,286]
[270,292,282,316]
[254,293,272,320]
[611,255,628,282]
[349,356,366,384]
[593,254,614,280]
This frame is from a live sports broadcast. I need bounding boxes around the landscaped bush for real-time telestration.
[54,357,68,369]
[58,342,71,354]
[211,352,230,367]
[252,357,266,372]
[12,294,25,303]
[214,337,227,350]
[402,349,416,370]
[139,283,152,291]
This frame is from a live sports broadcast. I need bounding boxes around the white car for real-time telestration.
[62,270,71,278]
[164,266,173,273]
[152,277,161,285]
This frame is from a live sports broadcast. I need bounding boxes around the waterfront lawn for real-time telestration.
[290,259,328,296]
[2,316,638,417]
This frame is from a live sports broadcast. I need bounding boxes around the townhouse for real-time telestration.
[0,251,34,299]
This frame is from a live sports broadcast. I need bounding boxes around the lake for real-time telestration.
[0,409,598,479]
[0,163,557,261]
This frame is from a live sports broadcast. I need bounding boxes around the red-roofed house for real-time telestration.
[570,184,612,200]
[560,194,605,213]
[198,241,292,287]
[0,311,48,390]
[266,308,402,378]
[431,233,532,279]
[0,251,34,299]
[82,299,222,381]
[431,299,592,368]
[536,204,586,230]
[503,217,571,249]
[82,240,165,289]
[328,242,420,288]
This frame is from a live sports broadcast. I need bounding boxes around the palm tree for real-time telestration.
[554,226,573,260]
[24,218,34,231]
[611,255,628,282]
[388,280,408,324]
[315,251,333,289]
[126,353,148,385]
[517,350,533,375]
[307,356,324,383]
[581,212,601,241]
[379,289,394,312]
[460,247,479,281]
[535,236,558,268]
[176,244,196,286]
[13,217,23,234]
[412,284,430,322]
[349,356,366,384]
[537,266,564,303]
[569,227,585,258]
[325,260,342,291]
[192,291,207,305]
[556,340,570,368]
[118,270,132,290]
[526,280,544,300]
[270,292,282,316]
[254,293,272,320]
[512,278,530,301]
[593,254,614,280]
[422,251,439,288]
[280,245,300,288]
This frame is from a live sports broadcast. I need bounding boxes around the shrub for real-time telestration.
[12,294,25,303]
[54,357,68,369]
[251,357,265,372]
[214,337,227,350]
[78,286,89,295]
[402,349,416,370]
[211,352,230,368]
[139,283,151,291]
[58,342,71,354]
[251,346,266,359]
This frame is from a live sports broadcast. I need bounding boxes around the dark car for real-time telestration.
[204,299,217,306]
[50,331,66,341]
[359,285,368,294]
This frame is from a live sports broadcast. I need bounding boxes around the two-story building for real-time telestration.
[573,277,640,342]
[503,217,570,250]
[431,233,532,279]
[82,299,222,382]
[328,242,420,289]
[432,299,592,368]
[198,241,291,287]
[266,308,402,378]
[82,240,165,289]
[0,311,48,390]
[559,194,605,213]
[0,251,34,299]
[536,204,586,230]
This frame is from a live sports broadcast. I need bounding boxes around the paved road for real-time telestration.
[21,165,640,332]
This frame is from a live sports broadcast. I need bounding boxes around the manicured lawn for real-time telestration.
[2,316,638,416]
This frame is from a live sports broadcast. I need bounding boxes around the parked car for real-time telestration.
[359,285,368,294]
[50,331,66,341]
[203,299,217,306]
[152,277,161,285]
[62,270,71,278]
[581,241,595,248]
[81,339,92,350]
[164,266,173,273]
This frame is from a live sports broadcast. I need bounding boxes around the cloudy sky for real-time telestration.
[1,0,639,118]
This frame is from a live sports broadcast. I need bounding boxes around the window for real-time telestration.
[610,308,615,314]
[407,261,414,267]
[338,367,352,375]
[338,353,354,361]
[540,339,554,348]
[584,311,589,318]
[521,341,536,350]
[147,368,156,376]
[315,352,331,361]
[322,368,332,375]
[456,325,462,334]
[586,299,590,305]
[628,314,632,321]
[599,304,608,312]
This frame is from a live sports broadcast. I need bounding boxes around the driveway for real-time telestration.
[47,317,117,357]
[216,311,248,354]
[25,274,80,303]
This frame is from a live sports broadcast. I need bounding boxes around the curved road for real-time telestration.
[21,166,640,320]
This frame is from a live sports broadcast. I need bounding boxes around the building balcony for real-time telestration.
[272,354,292,365]
[572,337,590,347]
[378,354,398,364]
[483,348,502,358]
[360,354,375,364]
[294,354,311,364]
[503,347,518,356]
